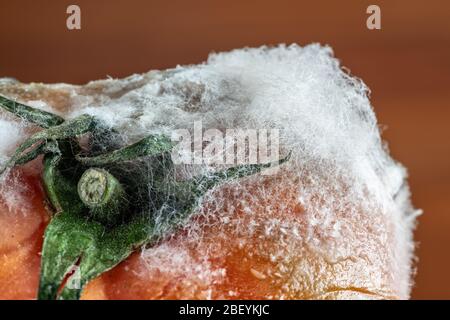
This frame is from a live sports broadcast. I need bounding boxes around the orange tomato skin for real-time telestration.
[0,168,48,300]
[0,168,398,300]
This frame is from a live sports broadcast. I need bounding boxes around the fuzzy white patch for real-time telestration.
[67,44,419,298]
[1,44,420,298]
[0,117,32,215]
[0,118,23,165]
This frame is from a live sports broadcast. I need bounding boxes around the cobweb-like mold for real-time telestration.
[0,44,420,299]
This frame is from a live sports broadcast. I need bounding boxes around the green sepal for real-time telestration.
[76,134,174,166]
[38,211,104,300]
[0,97,292,300]
[0,114,97,174]
[57,214,151,300]
[0,94,64,128]
[189,151,292,196]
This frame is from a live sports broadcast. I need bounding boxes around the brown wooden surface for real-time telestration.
[0,0,449,299]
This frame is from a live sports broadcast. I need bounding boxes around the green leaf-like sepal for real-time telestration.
[0,94,64,128]
[0,95,291,300]
[0,114,97,174]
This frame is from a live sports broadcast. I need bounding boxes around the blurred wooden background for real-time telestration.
[0,0,449,299]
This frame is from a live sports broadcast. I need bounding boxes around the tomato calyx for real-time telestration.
[0,94,290,299]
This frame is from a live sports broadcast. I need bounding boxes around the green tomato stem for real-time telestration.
[78,168,127,226]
